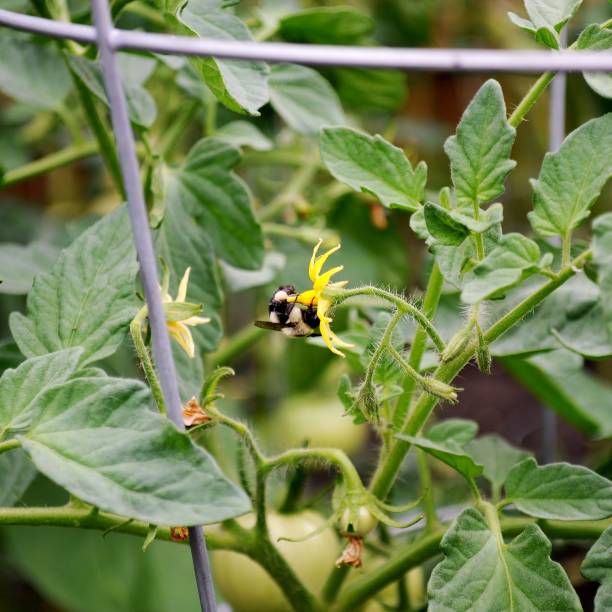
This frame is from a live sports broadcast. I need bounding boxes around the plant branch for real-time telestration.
[2,142,99,188]
[332,286,445,353]
[0,505,241,550]
[415,449,438,532]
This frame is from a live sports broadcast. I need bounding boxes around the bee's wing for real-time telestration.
[254,321,295,331]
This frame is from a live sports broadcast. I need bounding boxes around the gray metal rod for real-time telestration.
[1,8,612,72]
[89,0,217,610]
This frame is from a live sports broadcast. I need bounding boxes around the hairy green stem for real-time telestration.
[508,72,555,128]
[322,565,351,604]
[130,308,167,415]
[335,516,611,611]
[264,447,363,492]
[394,263,444,426]
[333,286,445,353]
[0,438,21,455]
[2,142,98,188]
[370,250,592,500]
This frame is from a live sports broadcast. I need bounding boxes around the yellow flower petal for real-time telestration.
[176,267,192,303]
[167,321,195,358]
[308,238,323,283]
[289,289,318,306]
[313,244,342,279]
[314,265,344,291]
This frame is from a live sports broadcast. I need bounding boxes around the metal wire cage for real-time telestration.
[1,2,611,611]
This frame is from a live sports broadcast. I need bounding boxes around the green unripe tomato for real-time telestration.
[339,506,378,537]
[212,511,338,612]
[259,393,367,456]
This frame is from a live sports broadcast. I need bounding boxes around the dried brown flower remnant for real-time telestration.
[182,396,211,428]
[170,526,189,542]
[335,535,363,568]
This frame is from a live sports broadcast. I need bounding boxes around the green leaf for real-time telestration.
[220,251,285,292]
[396,434,484,480]
[178,0,269,116]
[215,120,273,151]
[424,202,503,246]
[428,418,479,448]
[577,25,612,99]
[268,63,345,135]
[593,212,612,342]
[525,0,582,31]
[4,528,201,612]
[461,234,542,303]
[0,349,82,436]
[165,138,263,270]
[278,7,374,45]
[155,192,222,352]
[20,376,250,525]
[334,68,407,112]
[504,457,612,520]
[320,127,427,211]
[428,508,581,612]
[502,349,612,438]
[466,434,531,493]
[445,79,516,208]
[581,526,612,612]
[528,113,612,237]
[9,208,138,367]
[66,54,157,128]
[423,203,469,246]
[0,241,59,294]
[0,449,36,506]
[0,32,71,109]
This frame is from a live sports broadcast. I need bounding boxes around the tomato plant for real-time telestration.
[0,0,611,611]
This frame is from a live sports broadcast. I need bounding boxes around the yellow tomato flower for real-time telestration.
[163,267,210,358]
[290,239,353,357]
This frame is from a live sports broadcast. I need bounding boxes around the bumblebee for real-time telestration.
[254,285,320,338]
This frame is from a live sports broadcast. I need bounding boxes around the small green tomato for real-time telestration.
[339,506,378,537]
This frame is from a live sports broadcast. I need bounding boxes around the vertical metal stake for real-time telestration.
[90,0,217,609]
[541,27,568,464]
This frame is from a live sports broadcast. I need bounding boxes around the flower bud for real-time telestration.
[441,327,472,362]
[421,377,461,403]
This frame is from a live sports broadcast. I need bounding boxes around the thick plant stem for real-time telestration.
[249,534,321,612]
[2,142,98,187]
[369,250,592,500]
[394,263,444,426]
[333,286,445,353]
[334,516,611,611]
[0,505,240,550]
[130,309,167,415]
